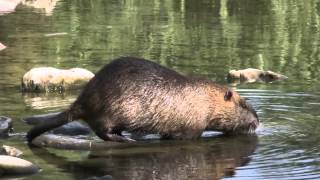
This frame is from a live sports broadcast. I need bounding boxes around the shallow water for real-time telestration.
[1,0,320,179]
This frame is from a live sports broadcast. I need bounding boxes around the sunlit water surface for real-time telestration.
[1,0,320,179]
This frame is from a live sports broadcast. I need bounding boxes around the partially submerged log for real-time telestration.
[29,133,223,150]
[21,67,94,92]
[0,155,39,175]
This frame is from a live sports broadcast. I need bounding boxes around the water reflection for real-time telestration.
[22,93,76,110]
[235,88,320,179]
[30,135,258,180]
[1,0,320,85]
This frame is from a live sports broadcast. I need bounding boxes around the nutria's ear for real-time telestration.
[224,89,233,101]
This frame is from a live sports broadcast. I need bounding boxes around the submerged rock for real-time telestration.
[21,67,94,92]
[0,145,23,157]
[0,155,39,175]
[227,68,287,84]
[0,116,13,138]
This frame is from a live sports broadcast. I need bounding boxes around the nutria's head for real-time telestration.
[206,87,259,134]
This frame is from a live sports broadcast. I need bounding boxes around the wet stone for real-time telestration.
[0,116,13,138]
[0,145,23,157]
[0,155,40,175]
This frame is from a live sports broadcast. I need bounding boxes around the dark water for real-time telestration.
[1,0,320,179]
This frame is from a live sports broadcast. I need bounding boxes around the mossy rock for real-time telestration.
[21,67,94,92]
[227,68,287,84]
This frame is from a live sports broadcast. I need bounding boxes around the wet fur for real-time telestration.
[26,57,259,143]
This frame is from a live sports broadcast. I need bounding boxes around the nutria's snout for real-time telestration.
[238,105,259,134]
[221,97,260,135]
[224,111,259,136]
[246,110,259,134]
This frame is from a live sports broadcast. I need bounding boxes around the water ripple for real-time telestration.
[231,88,320,179]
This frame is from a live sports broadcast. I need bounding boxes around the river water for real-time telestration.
[0,0,320,179]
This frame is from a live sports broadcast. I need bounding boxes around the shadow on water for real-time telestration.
[29,135,258,180]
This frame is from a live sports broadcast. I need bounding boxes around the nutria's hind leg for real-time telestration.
[95,129,136,143]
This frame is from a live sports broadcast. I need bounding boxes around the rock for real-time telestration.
[21,0,59,16]
[227,68,287,84]
[0,155,39,175]
[0,116,13,138]
[21,67,94,92]
[24,112,92,136]
[0,0,21,15]
[0,42,6,51]
[0,145,23,157]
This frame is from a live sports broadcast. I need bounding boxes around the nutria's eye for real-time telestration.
[224,90,233,101]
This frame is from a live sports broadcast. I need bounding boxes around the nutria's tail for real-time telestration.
[26,111,71,143]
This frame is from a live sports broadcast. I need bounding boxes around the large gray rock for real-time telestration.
[21,67,94,92]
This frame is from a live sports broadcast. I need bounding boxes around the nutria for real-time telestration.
[26,57,259,143]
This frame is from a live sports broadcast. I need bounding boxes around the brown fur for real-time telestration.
[26,57,259,143]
